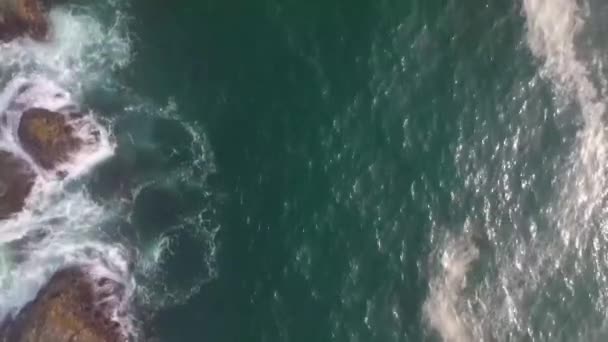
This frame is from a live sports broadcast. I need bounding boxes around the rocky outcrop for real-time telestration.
[0,266,134,342]
[0,150,36,219]
[18,108,83,170]
[0,0,48,41]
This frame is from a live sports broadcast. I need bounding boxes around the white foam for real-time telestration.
[0,76,115,179]
[524,0,608,240]
[0,1,217,335]
[0,188,132,312]
[424,237,479,342]
[0,5,131,92]
[0,0,132,329]
[423,0,608,340]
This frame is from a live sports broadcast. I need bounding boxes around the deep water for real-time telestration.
[125,0,591,341]
[126,0,537,340]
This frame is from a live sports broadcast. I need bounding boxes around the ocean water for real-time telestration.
[1,0,607,341]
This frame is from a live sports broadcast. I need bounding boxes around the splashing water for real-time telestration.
[0,0,132,323]
[0,1,218,336]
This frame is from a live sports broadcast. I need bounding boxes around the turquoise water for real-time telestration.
[3,0,608,341]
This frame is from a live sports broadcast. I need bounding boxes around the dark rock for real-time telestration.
[18,108,83,170]
[0,265,134,342]
[0,150,36,219]
[0,0,48,41]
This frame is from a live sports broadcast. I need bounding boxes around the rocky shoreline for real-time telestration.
[0,102,102,217]
[0,266,134,342]
[0,1,137,341]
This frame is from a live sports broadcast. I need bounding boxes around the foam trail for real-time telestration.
[424,236,479,342]
[524,0,608,242]
[423,0,608,340]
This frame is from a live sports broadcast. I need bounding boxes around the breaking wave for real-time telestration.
[0,0,218,336]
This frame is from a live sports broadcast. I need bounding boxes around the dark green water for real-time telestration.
[123,1,527,340]
[76,0,608,340]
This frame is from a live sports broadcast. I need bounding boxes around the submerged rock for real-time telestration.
[0,265,134,342]
[0,150,36,219]
[0,0,48,41]
[18,108,83,170]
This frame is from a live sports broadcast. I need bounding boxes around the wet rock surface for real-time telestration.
[0,150,36,219]
[0,1,141,340]
[18,108,83,170]
[0,0,48,41]
[0,265,134,342]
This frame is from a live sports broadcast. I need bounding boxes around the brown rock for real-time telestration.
[0,150,36,219]
[0,266,134,342]
[0,0,48,41]
[18,108,83,170]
